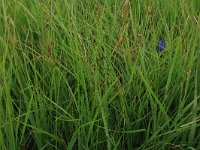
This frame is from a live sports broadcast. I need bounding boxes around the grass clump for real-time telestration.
[0,0,200,149]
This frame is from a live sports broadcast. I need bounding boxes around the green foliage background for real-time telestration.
[0,0,200,149]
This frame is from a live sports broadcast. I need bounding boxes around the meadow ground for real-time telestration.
[0,0,200,149]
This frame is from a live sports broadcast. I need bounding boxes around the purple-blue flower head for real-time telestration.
[157,41,166,52]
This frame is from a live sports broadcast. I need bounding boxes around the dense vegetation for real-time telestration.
[0,0,200,149]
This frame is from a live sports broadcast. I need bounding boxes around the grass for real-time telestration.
[0,0,200,149]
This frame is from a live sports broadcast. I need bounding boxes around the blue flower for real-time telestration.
[157,41,166,52]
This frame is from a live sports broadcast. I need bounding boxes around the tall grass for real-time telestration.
[0,0,200,149]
